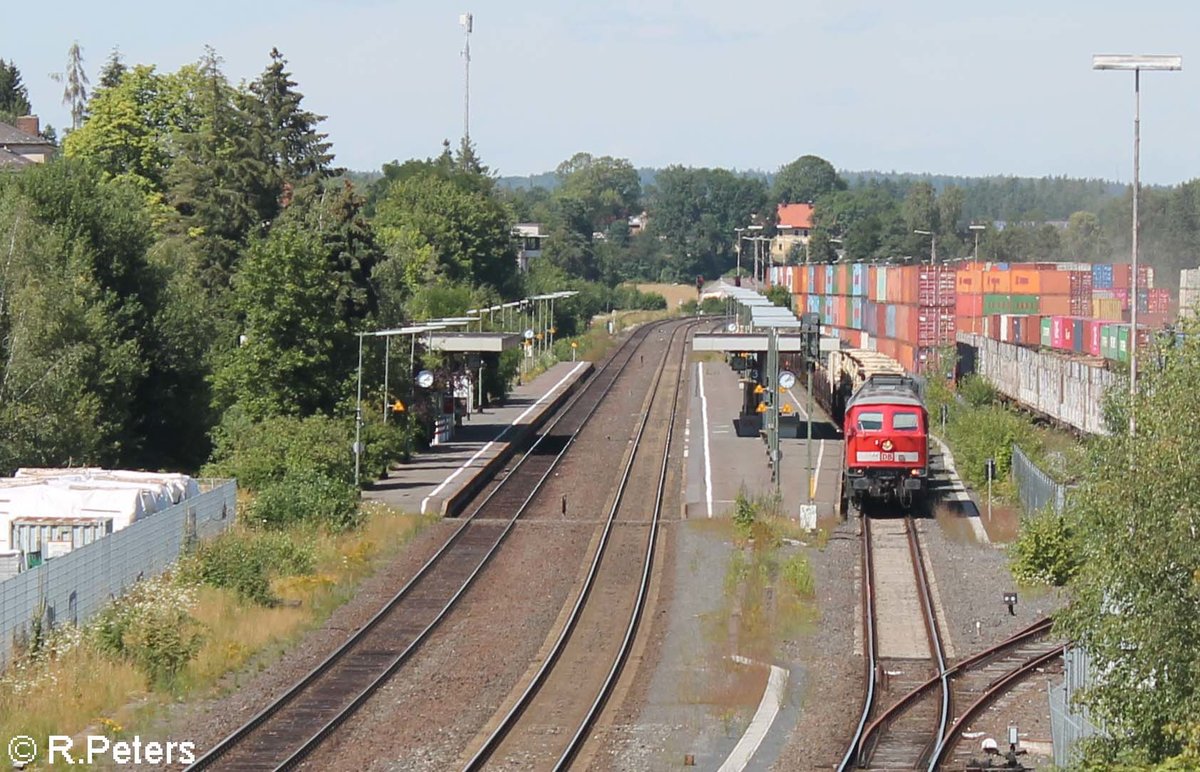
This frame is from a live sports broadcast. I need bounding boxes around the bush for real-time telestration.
[1009,508,1078,586]
[360,419,408,477]
[203,409,355,491]
[959,374,998,407]
[780,554,815,598]
[248,470,361,532]
[180,529,316,605]
[612,285,667,310]
[733,491,756,537]
[92,576,203,689]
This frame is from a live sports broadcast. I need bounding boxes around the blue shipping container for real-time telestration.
[885,304,898,339]
[1072,318,1085,353]
[851,265,866,297]
[864,301,877,335]
[875,269,887,301]
[824,265,835,294]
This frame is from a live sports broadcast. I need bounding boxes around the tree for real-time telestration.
[648,166,767,281]
[554,152,641,233]
[0,58,32,123]
[1053,327,1200,765]
[65,64,205,194]
[773,155,846,205]
[50,41,90,131]
[211,226,348,419]
[372,151,517,301]
[165,48,274,289]
[243,48,335,190]
[98,46,127,89]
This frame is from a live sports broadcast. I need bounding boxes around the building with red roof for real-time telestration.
[772,202,815,263]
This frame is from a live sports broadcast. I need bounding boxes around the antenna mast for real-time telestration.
[459,12,473,143]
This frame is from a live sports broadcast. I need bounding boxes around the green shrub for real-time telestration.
[959,374,998,407]
[180,529,316,605]
[1009,509,1078,586]
[203,409,355,491]
[361,419,408,477]
[780,554,815,598]
[248,471,360,532]
[92,576,203,689]
[612,285,667,310]
[733,491,756,537]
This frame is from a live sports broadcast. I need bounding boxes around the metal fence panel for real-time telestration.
[1050,646,1102,766]
[1011,443,1068,515]
[0,480,235,667]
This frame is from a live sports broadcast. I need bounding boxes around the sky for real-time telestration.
[5,1,1200,185]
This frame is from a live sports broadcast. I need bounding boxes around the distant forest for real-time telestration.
[494,167,1129,224]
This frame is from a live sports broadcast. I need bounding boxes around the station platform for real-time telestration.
[685,357,845,523]
[365,361,593,517]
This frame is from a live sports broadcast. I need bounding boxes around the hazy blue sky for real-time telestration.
[5,1,1198,184]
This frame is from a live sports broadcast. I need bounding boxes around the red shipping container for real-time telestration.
[814,268,826,295]
[1085,319,1103,356]
[956,315,981,335]
[1051,316,1066,349]
[1021,315,1043,347]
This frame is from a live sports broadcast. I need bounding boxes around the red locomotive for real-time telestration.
[827,350,929,512]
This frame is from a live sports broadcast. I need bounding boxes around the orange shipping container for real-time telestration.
[1039,295,1071,316]
[955,270,983,295]
[1038,270,1071,295]
[981,270,1011,294]
[868,266,878,301]
[1010,269,1041,294]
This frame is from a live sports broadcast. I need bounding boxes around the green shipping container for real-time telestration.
[1116,326,1130,363]
[1011,294,1039,314]
[982,294,1013,315]
[1041,317,1052,347]
[1100,324,1114,360]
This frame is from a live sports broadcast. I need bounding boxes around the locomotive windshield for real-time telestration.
[892,412,920,431]
[856,411,884,431]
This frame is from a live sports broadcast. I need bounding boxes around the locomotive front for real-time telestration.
[842,374,929,510]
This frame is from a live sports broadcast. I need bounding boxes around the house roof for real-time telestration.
[0,121,53,146]
[776,202,814,230]
[0,148,33,169]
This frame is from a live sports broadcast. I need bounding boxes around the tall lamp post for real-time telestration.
[734,226,746,281]
[968,224,985,262]
[1093,53,1182,438]
[747,225,764,285]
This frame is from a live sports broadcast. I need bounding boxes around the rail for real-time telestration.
[187,320,668,771]
[462,319,696,770]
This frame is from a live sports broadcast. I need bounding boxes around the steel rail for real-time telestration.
[461,319,696,771]
[187,320,669,771]
[837,515,880,772]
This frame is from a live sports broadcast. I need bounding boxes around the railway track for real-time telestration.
[186,319,683,771]
[460,319,694,770]
[841,515,1062,771]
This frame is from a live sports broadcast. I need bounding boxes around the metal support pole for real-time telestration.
[407,333,417,460]
[806,342,814,503]
[354,332,364,487]
[382,334,390,423]
[1130,68,1140,438]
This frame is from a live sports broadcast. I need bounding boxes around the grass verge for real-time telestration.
[0,501,431,757]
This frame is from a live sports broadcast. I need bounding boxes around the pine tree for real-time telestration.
[98,46,126,89]
[244,48,335,189]
[0,58,32,123]
[50,42,90,130]
[165,47,273,289]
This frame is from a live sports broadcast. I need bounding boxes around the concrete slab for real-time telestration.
[364,361,592,517]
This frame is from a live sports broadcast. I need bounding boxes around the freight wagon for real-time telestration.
[956,333,1116,435]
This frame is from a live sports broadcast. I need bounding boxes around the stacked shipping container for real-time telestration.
[767,259,1173,373]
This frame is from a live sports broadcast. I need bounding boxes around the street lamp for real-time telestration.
[734,226,745,281]
[969,224,986,262]
[1093,53,1182,438]
[913,229,936,264]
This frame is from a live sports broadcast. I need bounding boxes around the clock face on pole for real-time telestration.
[416,370,434,389]
[778,370,797,390]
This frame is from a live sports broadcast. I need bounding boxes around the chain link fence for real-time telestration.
[1011,444,1068,515]
[0,480,236,667]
